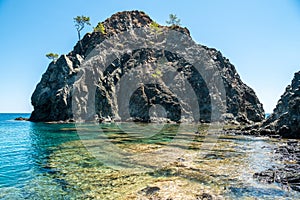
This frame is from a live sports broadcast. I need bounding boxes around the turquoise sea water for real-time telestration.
[0,113,299,199]
[0,114,80,199]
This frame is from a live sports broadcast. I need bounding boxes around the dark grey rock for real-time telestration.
[29,10,264,123]
[29,55,81,121]
[262,71,300,138]
[14,117,28,121]
[140,186,160,196]
[254,141,300,192]
[196,193,213,200]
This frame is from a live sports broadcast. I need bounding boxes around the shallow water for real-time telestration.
[0,114,299,199]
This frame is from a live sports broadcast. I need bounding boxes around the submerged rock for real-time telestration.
[196,193,213,200]
[30,10,264,123]
[261,71,300,138]
[139,186,160,196]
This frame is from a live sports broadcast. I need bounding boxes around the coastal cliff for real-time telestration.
[29,10,264,123]
[262,71,300,138]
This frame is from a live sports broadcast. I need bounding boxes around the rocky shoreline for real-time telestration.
[222,126,300,193]
[223,70,300,139]
[253,139,300,192]
[261,71,300,139]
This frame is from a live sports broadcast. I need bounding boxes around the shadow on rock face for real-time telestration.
[129,84,181,122]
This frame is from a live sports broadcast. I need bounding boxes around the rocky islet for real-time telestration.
[28,10,300,196]
[29,10,265,124]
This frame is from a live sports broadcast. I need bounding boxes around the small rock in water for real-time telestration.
[253,170,275,184]
[14,117,28,121]
[140,186,160,196]
[196,193,213,200]
[287,139,298,146]
[203,154,218,159]
[269,134,281,139]
[176,157,185,162]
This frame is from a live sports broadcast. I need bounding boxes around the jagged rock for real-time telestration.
[29,10,264,123]
[29,55,82,121]
[262,71,300,138]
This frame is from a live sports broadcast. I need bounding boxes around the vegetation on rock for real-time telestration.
[46,53,59,62]
[166,14,181,26]
[30,10,265,124]
[74,15,91,52]
[93,22,106,34]
[149,21,161,33]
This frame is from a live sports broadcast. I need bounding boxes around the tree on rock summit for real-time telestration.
[166,14,181,26]
[46,53,59,63]
[74,15,91,53]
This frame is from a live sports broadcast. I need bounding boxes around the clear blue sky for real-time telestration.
[0,0,299,113]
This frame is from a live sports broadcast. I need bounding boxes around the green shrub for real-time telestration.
[94,22,106,35]
[46,53,59,62]
[150,21,163,35]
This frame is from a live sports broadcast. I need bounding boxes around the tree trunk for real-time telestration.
[77,31,83,54]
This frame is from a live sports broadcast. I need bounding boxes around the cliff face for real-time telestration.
[262,71,300,138]
[29,10,264,123]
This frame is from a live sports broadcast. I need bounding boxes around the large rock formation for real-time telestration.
[262,71,300,138]
[29,10,264,123]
